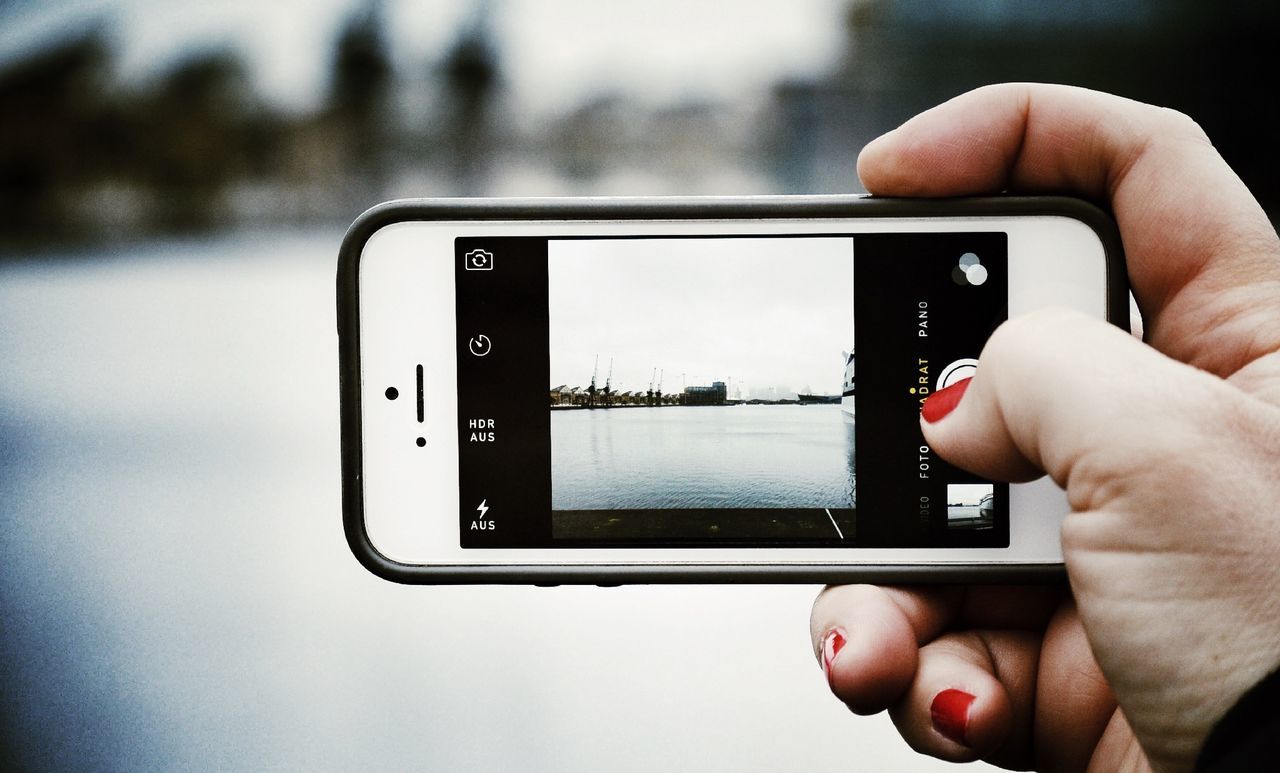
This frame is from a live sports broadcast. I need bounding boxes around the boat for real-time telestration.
[841,350,855,417]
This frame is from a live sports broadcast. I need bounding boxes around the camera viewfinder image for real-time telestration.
[946,483,995,530]
[546,236,854,543]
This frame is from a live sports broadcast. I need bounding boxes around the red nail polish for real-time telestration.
[930,688,974,746]
[822,629,846,684]
[921,377,971,423]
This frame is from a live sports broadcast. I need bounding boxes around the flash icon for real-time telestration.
[470,499,496,531]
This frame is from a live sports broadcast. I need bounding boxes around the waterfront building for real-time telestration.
[684,381,727,406]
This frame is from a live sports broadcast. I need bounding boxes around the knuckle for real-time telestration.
[981,308,1085,370]
[1071,378,1265,516]
[1150,105,1212,146]
[810,583,872,636]
[1130,375,1227,472]
[1214,388,1280,473]
[1065,387,1280,563]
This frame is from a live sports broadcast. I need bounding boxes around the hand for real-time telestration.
[810,83,1280,773]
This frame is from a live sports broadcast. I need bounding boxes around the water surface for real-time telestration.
[552,404,855,510]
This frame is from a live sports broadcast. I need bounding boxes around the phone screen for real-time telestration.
[452,232,1007,549]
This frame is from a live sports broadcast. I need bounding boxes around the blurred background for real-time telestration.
[2,1,1278,770]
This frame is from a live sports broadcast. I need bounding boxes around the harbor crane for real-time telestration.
[588,354,599,407]
[647,368,656,406]
[656,369,664,405]
[603,358,614,407]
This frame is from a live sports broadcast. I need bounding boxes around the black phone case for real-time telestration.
[337,195,1128,585]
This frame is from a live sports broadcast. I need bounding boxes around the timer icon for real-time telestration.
[468,334,492,357]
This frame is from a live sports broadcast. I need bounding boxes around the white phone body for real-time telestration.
[338,196,1126,584]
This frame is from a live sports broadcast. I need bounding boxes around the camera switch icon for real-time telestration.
[465,248,493,270]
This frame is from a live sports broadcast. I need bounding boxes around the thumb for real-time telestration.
[919,307,1254,513]
[920,308,1280,771]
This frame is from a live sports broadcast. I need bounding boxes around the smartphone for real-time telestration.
[337,196,1126,584]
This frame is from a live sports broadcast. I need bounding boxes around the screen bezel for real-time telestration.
[338,196,1128,584]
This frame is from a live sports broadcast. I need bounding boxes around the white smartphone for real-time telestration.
[337,196,1126,584]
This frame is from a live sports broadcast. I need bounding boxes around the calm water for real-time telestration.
[552,404,854,509]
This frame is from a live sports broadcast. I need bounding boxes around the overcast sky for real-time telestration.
[948,483,993,507]
[548,237,853,396]
[1,0,849,115]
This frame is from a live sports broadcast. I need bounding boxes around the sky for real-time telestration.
[947,483,993,507]
[0,0,850,116]
[548,237,853,397]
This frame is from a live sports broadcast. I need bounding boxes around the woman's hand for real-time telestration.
[810,83,1280,773]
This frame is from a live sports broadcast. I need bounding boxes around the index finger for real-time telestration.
[859,83,1280,379]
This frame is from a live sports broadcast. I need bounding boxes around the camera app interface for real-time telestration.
[453,232,1007,549]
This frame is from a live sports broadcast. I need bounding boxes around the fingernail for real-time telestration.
[921,377,971,423]
[930,688,974,746]
[822,628,846,685]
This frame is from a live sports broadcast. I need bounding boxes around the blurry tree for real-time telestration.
[550,94,628,182]
[771,0,1280,209]
[437,2,499,194]
[4,0,1277,246]
[329,0,393,185]
[138,49,258,230]
[0,32,113,239]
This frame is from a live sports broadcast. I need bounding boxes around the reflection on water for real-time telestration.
[553,405,855,509]
[0,231,976,772]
